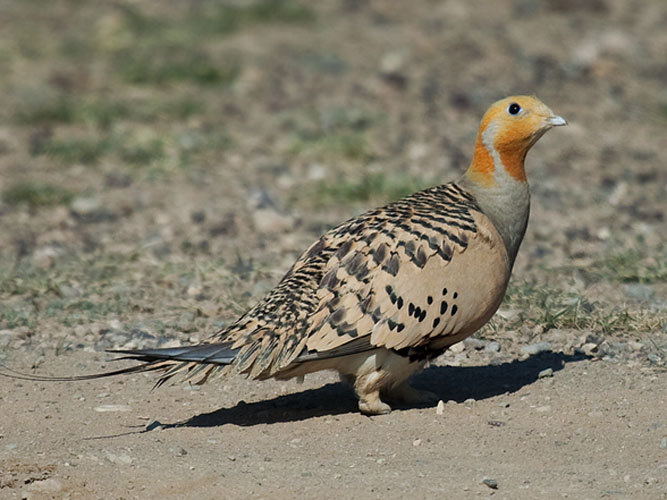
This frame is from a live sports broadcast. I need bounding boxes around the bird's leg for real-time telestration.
[353,370,392,415]
[384,380,439,406]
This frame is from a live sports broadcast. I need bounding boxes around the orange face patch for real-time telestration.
[466,108,501,186]
[467,137,495,186]
[493,122,535,182]
[465,95,559,186]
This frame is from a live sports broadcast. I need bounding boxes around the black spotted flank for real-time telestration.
[320,268,338,289]
[335,239,353,259]
[345,253,364,275]
[427,296,433,305]
[442,288,448,296]
[440,300,448,315]
[383,253,400,276]
[355,264,370,280]
[330,308,346,325]
[453,291,458,299]
[408,303,415,316]
[373,242,388,265]
[451,304,458,316]
[432,317,440,328]
[397,296,404,309]
[397,323,405,332]
[413,246,427,268]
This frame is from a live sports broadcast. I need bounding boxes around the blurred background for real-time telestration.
[0,0,665,358]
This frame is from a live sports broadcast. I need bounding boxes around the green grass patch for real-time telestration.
[14,93,77,125]
[41,136,111,165]
[177,129,234,167]
[15,92,207,128]
[77,100,132,129]
[0,250,245,334]
[105,0,312,87]
[117,48,240,86]
[312,172,432,204]
[494,279,665,335]
[136,97,206,121]
[593,250,667,284]
[120,136,165,166]
[290,131,374,161]
[2,181,75,208]
[117,0,313,40]
[0,304,36,329]
[286,106,379,162]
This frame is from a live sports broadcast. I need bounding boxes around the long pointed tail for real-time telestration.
[109,343,239,365]
[0,342,240,384]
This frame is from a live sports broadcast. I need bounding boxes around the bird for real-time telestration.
[3,96,566,415]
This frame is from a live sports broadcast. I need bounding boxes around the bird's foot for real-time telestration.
[386,382,439,407]
[358,391,392,415]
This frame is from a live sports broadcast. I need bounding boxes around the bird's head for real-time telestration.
[466,95,566,187]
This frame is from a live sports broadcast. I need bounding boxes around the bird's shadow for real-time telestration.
[164,351,589,429]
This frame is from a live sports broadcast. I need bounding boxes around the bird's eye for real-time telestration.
[508,103,521,115]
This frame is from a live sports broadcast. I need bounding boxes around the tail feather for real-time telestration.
[0,359,169,382]
[0,338,377,385]
[0,342,239,384]
[109,342,239,365]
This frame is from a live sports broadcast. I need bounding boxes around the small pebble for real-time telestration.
[0,332,11,349]
[190,210,206,224]
[70,196,102,216]
[482,477,498,489]
[412,439,422,447]
[25,478,63,494]
[146,420,163,432]
[464,398,475,405]
[581,342,598,355]
[647,353,662,364]
[538,368,554,379]
[436,400,445,415]
[521,341,552,356]
[94,404,131,412]
[379,50,408,87]
[449,342,465,353]
[660,438,666,449]
[485,341,501,353]
[105,451,133,465]
[627,340,643,352]
[463,338,485,350]
[498,401,510,408]
[623,283,655,302]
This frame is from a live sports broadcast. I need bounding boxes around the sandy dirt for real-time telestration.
[0,0,666,498]
[1,353,665,499]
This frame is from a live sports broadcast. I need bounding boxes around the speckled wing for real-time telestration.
[206,183,508,379]
[303,184,511,358]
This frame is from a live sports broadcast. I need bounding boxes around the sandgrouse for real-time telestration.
[11,96,567,415]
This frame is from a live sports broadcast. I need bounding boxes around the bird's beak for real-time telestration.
[545,115,567,127]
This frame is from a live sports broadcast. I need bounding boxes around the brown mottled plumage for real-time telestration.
[3,96,566,415]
